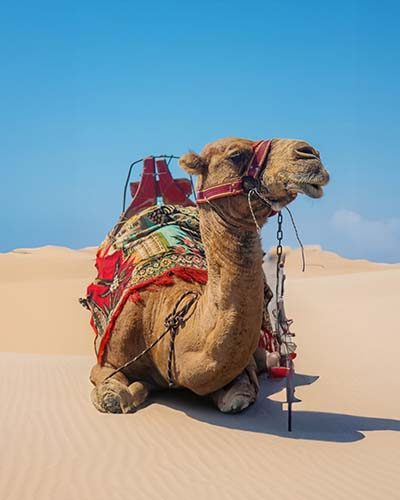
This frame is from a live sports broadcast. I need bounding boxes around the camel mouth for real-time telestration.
[287,177,327,199]
[297,182,324,199]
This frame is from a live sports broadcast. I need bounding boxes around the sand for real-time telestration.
[1,245,399,500]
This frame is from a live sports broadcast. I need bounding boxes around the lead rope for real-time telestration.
[285,206,306,273]
[102,291,199,386]
[164,291,200,387]
[247,189,269,233]
[247,189,306,273]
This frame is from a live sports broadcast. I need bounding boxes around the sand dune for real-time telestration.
[266,244,399,278]
[0,246,399,499]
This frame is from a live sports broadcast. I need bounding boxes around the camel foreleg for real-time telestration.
[210,357,259,413]
[90,364,150,414]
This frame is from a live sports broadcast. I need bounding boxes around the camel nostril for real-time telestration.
[296,146,319,159]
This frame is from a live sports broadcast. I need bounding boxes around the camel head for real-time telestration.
[260,138,329,209]
[180,137,329,226]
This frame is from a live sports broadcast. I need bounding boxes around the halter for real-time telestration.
[196,140,272,205]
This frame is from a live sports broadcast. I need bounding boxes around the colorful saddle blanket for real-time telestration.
[86,205,208,363]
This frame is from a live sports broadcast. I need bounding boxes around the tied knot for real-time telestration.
[164,314,186,333]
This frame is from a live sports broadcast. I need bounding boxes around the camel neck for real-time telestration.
[197,205,264,347]
[199,208,264,297]
[175,205,266,394]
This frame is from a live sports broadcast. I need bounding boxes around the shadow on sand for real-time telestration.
[151,373,400,443]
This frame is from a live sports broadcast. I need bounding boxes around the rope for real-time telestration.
[164,291,199,387]
[102,291,199,386]
[285,206,306,273]
[247,190,261,232]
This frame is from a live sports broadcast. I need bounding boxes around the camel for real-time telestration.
[89,137,329,414]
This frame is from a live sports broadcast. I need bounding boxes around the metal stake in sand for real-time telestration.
[274,211,297,432]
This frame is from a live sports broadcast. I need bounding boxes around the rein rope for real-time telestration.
[102,291,199,387]
[247,188,306,272]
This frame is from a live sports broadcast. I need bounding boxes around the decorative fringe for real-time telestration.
[97,266,208,364]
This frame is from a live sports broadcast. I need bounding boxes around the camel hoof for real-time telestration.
[219,394,254,414]
[212,372,258,414]
[91,379,137,414]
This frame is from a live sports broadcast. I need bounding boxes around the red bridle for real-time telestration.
[196,140,272,205]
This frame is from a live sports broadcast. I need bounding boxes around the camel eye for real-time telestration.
[228,151,245,163]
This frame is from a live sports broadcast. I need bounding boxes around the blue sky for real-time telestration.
[1,0,399,262]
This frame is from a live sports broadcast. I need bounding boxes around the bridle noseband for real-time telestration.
[195,140,272,205]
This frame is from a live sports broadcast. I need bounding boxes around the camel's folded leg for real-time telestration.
[90,364,150,414]
[210,357,259,414]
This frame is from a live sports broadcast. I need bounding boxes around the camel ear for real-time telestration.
[179,152,207,175]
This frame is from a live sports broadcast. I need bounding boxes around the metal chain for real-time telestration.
[275,211,284,306]
[273,210,296,431]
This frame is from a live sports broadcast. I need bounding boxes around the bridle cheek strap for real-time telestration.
[245,139,272,178]
[196,140,272,205]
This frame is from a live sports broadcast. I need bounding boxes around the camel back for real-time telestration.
[85,204,208,364]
